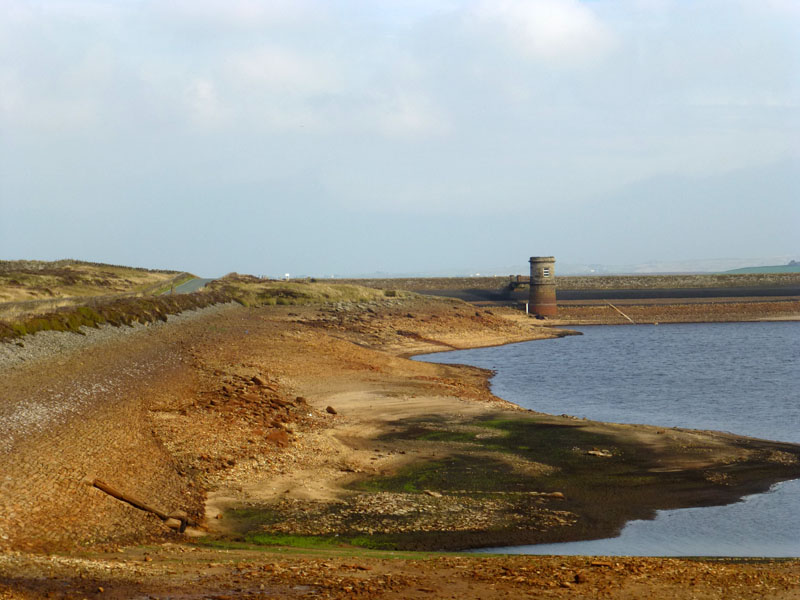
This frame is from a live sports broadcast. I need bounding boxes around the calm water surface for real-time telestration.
[416,321,800,556]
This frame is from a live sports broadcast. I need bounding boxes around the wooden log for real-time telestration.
[89,478,191,532]
[607,302,635,324]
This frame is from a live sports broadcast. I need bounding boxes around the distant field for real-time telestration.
[332,272,800,292]
[723,265,800,275]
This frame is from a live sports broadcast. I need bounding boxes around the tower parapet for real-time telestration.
[529,256,557,317]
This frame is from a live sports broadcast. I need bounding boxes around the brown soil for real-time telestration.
[2,547,799,600]
[2,295,800,599]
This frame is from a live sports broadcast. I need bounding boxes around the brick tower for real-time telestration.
[529,256,557,317]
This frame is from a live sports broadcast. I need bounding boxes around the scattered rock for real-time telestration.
[164,518,183,531]
[326,406,337,415]
[586,449,613,458]
[423,490,442,498]
[266,429,290,448]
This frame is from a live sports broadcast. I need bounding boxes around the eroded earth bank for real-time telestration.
[2,295,800,599]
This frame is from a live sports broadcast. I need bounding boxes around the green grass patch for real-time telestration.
[246,534,345,549]
[193,537,438,560]
[416,430,478,443]
[213,505,429,554]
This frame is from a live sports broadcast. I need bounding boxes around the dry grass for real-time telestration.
[0,259,183,304]
[0,272,408,342]
[206,273,406,306]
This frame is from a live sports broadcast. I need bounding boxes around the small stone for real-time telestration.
[586,449,612,458]
[326,406,337,415]
[423,490,442,498]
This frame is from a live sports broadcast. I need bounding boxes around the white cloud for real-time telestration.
[467,0,616,65]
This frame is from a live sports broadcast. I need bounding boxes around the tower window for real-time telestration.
[542,268,550,277]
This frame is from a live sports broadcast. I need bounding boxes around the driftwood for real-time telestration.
[88,478,192,533]
[607,302,636,324]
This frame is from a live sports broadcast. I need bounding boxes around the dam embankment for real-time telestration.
[0,307,232,551]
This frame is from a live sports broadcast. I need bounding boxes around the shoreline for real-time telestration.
[2,294,800,598]
[2,297,800,551]
[196,299,800,553]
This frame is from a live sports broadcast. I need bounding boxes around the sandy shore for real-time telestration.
[1,294,800,598]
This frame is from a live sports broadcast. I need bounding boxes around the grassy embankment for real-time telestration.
[205,273,402,306]
[0,259,181,303]
[0,269,405,342]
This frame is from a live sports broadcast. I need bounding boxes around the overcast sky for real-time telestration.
[1,0,798,276]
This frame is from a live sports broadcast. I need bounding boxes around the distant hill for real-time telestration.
[723,262,800,274]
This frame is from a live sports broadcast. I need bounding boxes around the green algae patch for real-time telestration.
[356,454,547,495]
[216,506,409,552]
[246,534,345,550]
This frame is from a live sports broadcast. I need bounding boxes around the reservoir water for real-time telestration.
[415,321,800,556]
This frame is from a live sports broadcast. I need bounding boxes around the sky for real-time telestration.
[1,0,798,277]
